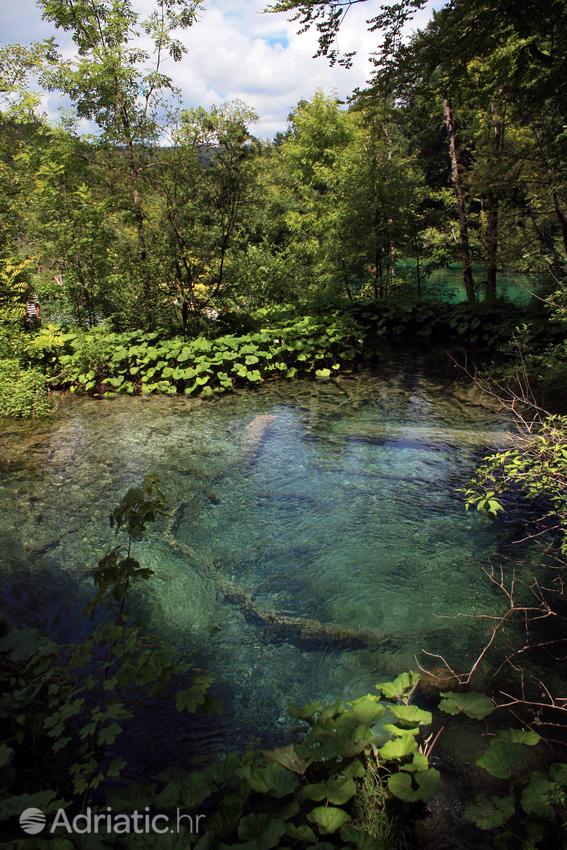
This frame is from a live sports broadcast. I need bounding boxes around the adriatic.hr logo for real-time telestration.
[18,805,206,837]
[19,808,47,835]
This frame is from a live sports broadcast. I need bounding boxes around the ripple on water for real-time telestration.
[0,356,542,759]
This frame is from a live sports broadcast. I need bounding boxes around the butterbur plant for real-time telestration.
[34,314,362,399]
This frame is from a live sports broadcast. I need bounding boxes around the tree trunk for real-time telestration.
[412,221,422,296]
[552,191,567,256]
[123,118,153,328]
[442,98,475,303]
[129,161,152,326]
[485,197,498,302]
[486,99,505,302]
[370,116,384,299]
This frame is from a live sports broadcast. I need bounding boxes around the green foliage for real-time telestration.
[0,358,50,418]
[348,298,561,350]
[142,674,435,850]
[464,415,567,551]
[465,794,516,830]
[438,690,495,720]
[476,729,540,780]
[1,3,567,845]
[109,473,166,541]
[465,753,567,842]
[308,805,352,833]
[0,670,436,847]
[33,313,362,398]
[521,764,567,819]
[386,769,441,803]
[376,671,420,701]
[25,299,557,406]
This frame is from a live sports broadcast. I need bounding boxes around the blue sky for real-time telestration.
[0,0,436,137]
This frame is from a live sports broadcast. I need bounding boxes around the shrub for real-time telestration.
[0,359,51,418]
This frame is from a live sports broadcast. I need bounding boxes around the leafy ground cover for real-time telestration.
[16,300,564,406]
[29,313,361,400]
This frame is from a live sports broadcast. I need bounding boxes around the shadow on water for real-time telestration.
[0,524,240,778]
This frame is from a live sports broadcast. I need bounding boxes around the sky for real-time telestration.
[0,0,436,138]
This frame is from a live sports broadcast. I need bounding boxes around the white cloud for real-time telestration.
[153,0,382,136]
[0,0,435,137]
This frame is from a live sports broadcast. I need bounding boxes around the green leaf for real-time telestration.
[477,729,540,779]
[315,368,331,380]
[376,672,419,699]
[288,700,320,720]
[402,752,429,773]
[387,704,432,726]
[263,745,311,775]
[439,691,494,720]
[303,776,357,805]
[240,762,299,798]
[383,724,420,737]
[97,723,121,746]
[286,824,316,843]
[349,694,385,724]
[176,675,213,714]
[550,763,567,785]
[379,735,417,760]
[387,768,441,803]
[465,795,515,830]
[520,771,564,818]
[0,791,66,821]
[342,759,365,778]
[341,824,384,849]
[107,757,127,779]
[238,813,286,850]
[307,806,351,834]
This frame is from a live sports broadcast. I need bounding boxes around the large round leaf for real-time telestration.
[307,806,351,834]
[388,768,441,803]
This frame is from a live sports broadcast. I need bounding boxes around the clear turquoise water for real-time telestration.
[415,263,544,304]
[0,354,542,764]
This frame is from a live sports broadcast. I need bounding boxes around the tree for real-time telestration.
[151,101,259,328]
[21,123,118,326]
[337,100,423,298]
[39,0,202,328]
[277,91,355,299]
[267,0,426,68]
[274,0,567,303]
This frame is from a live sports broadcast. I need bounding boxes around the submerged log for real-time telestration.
[162,409,459,656]
[241,413,277,465]
[163,502,392,652]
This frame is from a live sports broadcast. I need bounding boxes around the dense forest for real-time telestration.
[1,0,567,848]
